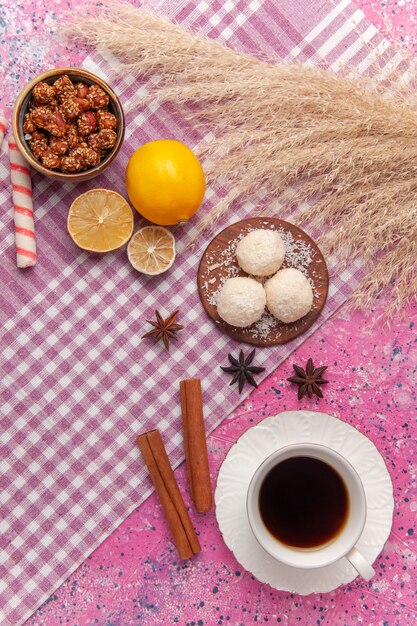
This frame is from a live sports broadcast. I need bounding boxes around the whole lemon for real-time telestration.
[125,139,205,226]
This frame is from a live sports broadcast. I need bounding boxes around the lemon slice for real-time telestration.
[67,189,134,253]
[127,226,176,275]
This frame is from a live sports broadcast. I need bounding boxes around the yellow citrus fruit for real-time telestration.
[125,139,205,226]
[67,189,134,253]
[127,225,176,275]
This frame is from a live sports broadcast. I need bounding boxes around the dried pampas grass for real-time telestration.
[67,2,417,313]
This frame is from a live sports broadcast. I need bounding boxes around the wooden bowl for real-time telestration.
[197,217,329,347]
[12,67,125,182]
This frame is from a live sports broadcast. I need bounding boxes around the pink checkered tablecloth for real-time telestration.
[0,1,404,624]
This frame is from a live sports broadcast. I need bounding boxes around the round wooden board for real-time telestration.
[197,218,329,347]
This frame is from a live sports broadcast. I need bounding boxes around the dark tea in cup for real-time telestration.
[258,456,349,549]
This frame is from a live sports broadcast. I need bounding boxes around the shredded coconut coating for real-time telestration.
[236,229,286,277]
[217,277,266,328]
[265,268,313,323]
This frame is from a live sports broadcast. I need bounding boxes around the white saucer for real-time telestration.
[214,411,394,594]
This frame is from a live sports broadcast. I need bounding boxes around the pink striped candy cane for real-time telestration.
[8,134,37,268]
[0,114,7,150]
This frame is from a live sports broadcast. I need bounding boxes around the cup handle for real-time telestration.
[346,546,375,581]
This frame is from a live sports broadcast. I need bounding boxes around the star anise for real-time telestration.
[287,358,328,400]
[221,348,265,394]
[142,310,184,350]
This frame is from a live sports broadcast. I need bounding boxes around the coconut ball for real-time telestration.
[217,276,266,328]
[264,268,313,323]
[236,229,286,277]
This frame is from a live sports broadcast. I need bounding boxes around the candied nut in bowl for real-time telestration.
[12,67,125,182]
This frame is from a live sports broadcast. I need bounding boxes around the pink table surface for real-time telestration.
[0,1,416,625]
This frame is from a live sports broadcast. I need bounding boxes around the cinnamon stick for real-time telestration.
[137,429,201,559]
[180,378,212,513]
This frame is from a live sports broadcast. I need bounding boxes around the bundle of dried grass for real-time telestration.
[67,2,417,312]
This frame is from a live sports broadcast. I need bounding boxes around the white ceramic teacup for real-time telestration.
[246,443,375,581]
